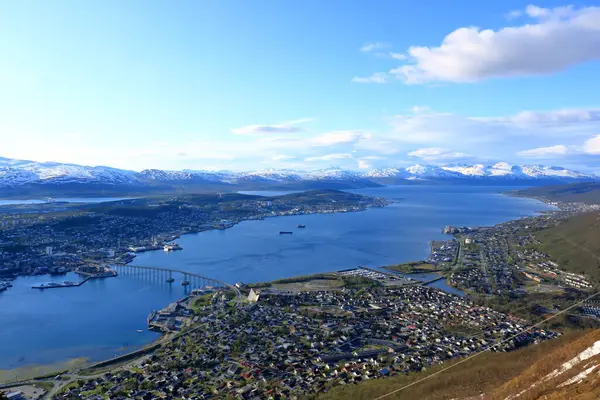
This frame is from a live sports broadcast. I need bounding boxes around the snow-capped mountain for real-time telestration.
[0,156,596,195]
[0,157,137,187]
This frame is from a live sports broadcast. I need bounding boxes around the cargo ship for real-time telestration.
[279,231,293,235]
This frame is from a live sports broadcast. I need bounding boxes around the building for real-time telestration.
[248,288,260,302]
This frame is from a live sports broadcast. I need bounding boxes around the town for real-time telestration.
[2,196,600,399]
[0,190,388,286]
[50,271,558,400]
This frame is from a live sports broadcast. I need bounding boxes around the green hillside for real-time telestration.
[515,182,600,204]
[535,211,600,285]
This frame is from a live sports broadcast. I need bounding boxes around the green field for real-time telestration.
[535,211,600,285]
[384,262,441,274]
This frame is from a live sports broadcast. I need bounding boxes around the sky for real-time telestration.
[1,0,600,173]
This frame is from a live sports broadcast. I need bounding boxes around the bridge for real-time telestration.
[112,263,241,299]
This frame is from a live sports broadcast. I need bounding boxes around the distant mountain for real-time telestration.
[0,156,596,197]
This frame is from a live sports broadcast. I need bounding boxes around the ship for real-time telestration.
[279,231,293,235]
[182,280,190,286]
[297,224,306,228]
[166,277,175,283]
[164,243,183,252]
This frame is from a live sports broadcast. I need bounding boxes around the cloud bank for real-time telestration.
[356,5,600,84]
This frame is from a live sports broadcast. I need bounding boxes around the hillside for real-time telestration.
[535,211,600,285]
[318,330,600,400]
[515,182,600,205]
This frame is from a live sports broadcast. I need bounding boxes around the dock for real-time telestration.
[32,277,90,289]
[31,266,118,290]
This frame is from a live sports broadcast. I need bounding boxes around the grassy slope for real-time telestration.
[318,330,599,400]
[488,329,600,400]
[535,211,600,285]
[515,182,600,204]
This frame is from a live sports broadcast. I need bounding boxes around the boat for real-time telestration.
[166,277,175,283]
[297,224,306,228]
[279,231,293,235]
[182,280,190,286]
[164,243,183,252]
[136,329,144,333]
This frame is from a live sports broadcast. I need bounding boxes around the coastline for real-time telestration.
[0,188,559,384]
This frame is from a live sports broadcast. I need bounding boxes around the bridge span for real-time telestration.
[112,263,241,299]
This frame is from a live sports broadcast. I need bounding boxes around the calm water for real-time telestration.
[0,185,555,369]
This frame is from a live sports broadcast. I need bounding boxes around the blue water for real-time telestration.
[0,197,132,205]
[0,185,555,369]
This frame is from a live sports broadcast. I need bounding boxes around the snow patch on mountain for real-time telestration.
[0,156,596,189]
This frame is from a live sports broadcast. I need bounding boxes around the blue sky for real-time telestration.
[1,0,600,172]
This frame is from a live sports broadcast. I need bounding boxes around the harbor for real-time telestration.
[30,266,118,290]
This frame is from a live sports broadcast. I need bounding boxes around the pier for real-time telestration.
[32,278,90,289]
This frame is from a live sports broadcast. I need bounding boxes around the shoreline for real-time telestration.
[0,189,561,384]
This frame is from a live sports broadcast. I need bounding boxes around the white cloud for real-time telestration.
[352,72,390,84]
[505,9,523,20]
[357,159,371,169]
[389,53,407,60]
[305,153,353,162]
[360,42,388,52]
[310,130,371,147]
[390,107,600,146]
[517,144,569,157]
[486,108,600,126]
[272,154,295,161]
[232,124,302,135]
[408,147,470,161]
[584,135,600,154]
[387,5,600,84]
[232,117,313,135]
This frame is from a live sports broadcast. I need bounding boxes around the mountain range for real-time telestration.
[0,156,597,197]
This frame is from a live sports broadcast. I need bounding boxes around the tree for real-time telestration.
[0,392,8,400]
